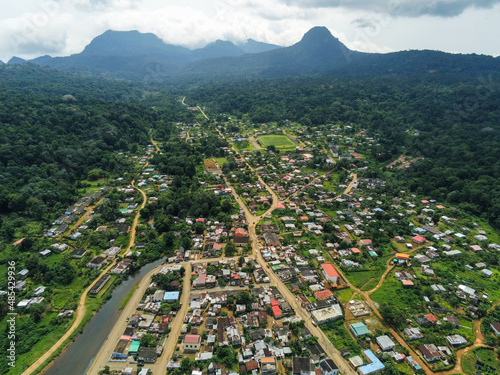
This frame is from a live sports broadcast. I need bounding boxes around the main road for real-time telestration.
[219,144,357,375]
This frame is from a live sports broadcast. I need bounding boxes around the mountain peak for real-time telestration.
[299,26,344,48]
[81,29,175,56]
[7,56,27,65]
[285,26,350,69]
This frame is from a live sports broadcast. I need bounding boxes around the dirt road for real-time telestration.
[84,262,169,374]
[63,197,105,237]
[223,172,357,375]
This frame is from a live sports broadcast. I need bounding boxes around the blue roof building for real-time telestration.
[164,291,180,302]
[350,322,370,337]
[358,350,385,375]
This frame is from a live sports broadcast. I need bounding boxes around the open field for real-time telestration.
[257,135,296,149]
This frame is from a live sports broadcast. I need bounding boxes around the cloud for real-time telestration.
[283,0,500,18]
[0,11,74,57]
[351,18,377,30]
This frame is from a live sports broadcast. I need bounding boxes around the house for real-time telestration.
[446,335,467,346]
[163,291,180,302]
[263,231,281,247]
[87,256,107,269]
[418,344,441,362]
[395,253,410,261]
[358,350,385,375]
[490,322,500,335]
[412,235,426,244]
[406,356,422,371]
[18,269,29,279]
[350,322,369,337]
[376,335,395,351]
[481,269,493,278]
[445,316,459,327]
[261,357,277,375]
[14,281,26,291]
[272,304,283,319]
[401,280,414,287]
[292,357,314,375]
[310,304,343,324]
[315,290,333,300]
[246,359,260,372]
[321,262,340,284]
[137,347,158,363]
[360,239,372,246]
[71,249,87,259]
[183,334,201,352]
[404,327,423,341]
[318,358,339,375]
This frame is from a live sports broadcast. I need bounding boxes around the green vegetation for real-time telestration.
[322,319,362,356]
[462,347,499,375]
[118,284,138,310]
[258,134,296,149]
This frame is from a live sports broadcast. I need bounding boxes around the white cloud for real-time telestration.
[0,0,498,62]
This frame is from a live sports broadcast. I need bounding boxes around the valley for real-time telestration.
[0,51,500,375]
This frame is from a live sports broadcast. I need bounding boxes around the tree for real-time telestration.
[30,303,45,323]
[140,334,156,347]
[238,256,245,267]
[380,303,406,330]
[180,357,193,374]
[225,241,237,256]
[213,345,237,367]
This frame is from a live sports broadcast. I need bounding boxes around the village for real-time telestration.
[8,115,500,375]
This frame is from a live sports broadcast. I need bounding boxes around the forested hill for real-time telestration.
[187,75,500,228]
[0,64,191,241]
[21,26,500,82]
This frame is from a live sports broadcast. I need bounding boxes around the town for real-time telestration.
[6,107,500,375]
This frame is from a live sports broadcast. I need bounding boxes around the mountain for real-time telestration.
[8,56,27,65]
[26,26,500,81]
[79,30,190,57]
[238,39,281,54]
[182,26,353,78]
[192,40,246,60]
[29,30,251,80]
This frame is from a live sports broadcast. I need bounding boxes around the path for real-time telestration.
[63,197,105,237]
[334,248,432,374]
[249,136,262,150]
[196,105,209,121]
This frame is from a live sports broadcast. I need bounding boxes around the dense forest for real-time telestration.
[0,64,192,243]
[186,74,500,228]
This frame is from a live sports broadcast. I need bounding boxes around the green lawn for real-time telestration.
[344,267,386,291]
[215,157,228,167]
[258,135,296,149]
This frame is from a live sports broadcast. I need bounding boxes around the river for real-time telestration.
[43,257,165,375]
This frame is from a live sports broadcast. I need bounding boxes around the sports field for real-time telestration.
[258,135,296,149]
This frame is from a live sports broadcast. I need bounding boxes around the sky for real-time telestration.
[0,0,499,62]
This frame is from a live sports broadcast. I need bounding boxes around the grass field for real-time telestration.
[344,267,387,290]
[258,135,296,149]
[462,347,499,375]
[214,157,228,167]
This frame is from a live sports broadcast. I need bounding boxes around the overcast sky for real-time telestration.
[1,0,499,62]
